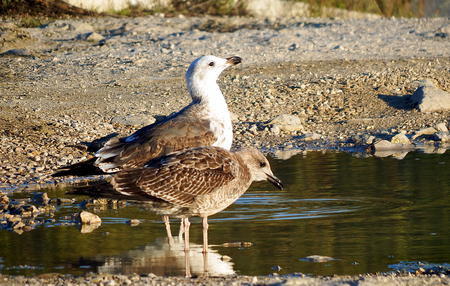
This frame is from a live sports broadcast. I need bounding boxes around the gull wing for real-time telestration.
[95,116,217,172]
[111,147,239,206]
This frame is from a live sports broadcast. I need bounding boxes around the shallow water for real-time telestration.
[0,151,449,276]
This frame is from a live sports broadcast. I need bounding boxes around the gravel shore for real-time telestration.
[0,272,449,286]
[1,15,449,188]
[0,14,449,284]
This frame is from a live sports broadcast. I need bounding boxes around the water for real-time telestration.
[0,151,449,276]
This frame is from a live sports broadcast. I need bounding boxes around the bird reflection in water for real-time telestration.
[96,237,235,277]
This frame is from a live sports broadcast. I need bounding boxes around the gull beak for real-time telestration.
[226,56,242,65]
[266,173,284,190]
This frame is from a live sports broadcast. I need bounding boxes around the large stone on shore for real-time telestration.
[77,211,102,225]
[268,114,304,132]
[408,79,450,112]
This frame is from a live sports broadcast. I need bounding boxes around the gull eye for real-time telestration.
[259,162,267,168]
[208,61,215,67]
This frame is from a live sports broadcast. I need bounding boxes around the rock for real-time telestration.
[371,139,412,151]
[365,135,376,145]
[408,79,450,112]
[70,22,94,33]
[435,122,448,132]
[221,255,232,262]
[80,223,101,234]
[12,221,25,230]
[273,149,302,160]
[127,219,141,226]
[299,255,336,263]
[268,114,303,132]
[32,192,49,205]
[300,133,321,141]
[270,124,281,135]
[86,32,105,42]
[111,114,156,127]
[390,133,411,145]
[77,211,102,225]
[433,132,450,143]
[0,195,9,205]
[77,32,105,42]
[412,127,437,140]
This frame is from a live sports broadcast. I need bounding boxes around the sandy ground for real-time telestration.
[0,14,449,285]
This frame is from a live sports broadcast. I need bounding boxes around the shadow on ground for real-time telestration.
[378,94,415,110]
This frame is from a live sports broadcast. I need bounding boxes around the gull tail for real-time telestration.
[52,157,106,177]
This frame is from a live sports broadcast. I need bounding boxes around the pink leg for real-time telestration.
[202,216,209,254]
[163,215,174,246]
[183,217,191,252]
[183,217,191,278]
[178,218,184,239]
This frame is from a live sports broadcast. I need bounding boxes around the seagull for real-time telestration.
[54,55,241,240]
[71,146,283,261]
[53,55,241,177]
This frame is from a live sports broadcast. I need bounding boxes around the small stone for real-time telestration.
[268,114,303,132]
[86,32,105,42]
[299,255,336,263]
[435,122,448,132]
[371,139,411,151]
[127,219,141,226]
[12,221,25,230]
[433,132,450,143]
[365,135,376,145]
[221,255,232,262]
[77,211,102,225]
[390,133,411,145]
[300,133,321,141]
[412,127,437,140]
[32,192,49,205]
[271,124,281,135]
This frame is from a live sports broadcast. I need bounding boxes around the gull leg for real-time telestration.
[178,218,185,240]
[163,215,174,246]
[202,216,208,254]
[183,217,191,252]
[202,247,209,277]
[183,217,191,278]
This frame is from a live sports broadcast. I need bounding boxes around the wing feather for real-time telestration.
[96,116,216,172]
[111,147,238,206]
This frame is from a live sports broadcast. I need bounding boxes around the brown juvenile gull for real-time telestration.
[53,55,241,177]
[71,146,283,255]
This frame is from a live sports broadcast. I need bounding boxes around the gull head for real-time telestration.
[186,55,241,100]
[237,148,283,190]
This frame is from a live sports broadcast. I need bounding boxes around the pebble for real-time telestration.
[77,211,102,225]
[127,219,141,226]
[299,255,336,263]
[268,114,304,132]
[390,133,411,145]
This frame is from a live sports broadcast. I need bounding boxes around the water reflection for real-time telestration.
[97,238,235,277]
[0,150,449,276]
